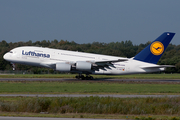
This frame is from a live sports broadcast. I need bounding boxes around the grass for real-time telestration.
[0,81,180,94]
[0,73,180,119]
[0,74,74,78]
[0,73,180,79]
[0,112,180,120]
[0,97,180,118]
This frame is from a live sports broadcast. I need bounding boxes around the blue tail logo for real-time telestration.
[134,32,175,64]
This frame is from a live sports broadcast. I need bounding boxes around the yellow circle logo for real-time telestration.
[150,41,164,55]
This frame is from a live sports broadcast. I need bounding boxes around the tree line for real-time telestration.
[0,39,179,73]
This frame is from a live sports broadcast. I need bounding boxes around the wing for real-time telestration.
[39,58,128,72]
[40,60,174,74]
[92,58,128,71]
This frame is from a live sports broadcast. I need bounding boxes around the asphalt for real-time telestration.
[0,94,179,98]
[0,78,180,83]
[0,117,122,120]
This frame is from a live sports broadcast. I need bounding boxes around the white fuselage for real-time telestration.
[3,46,164,75]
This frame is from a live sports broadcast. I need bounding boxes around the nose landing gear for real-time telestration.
[11,63,15,70]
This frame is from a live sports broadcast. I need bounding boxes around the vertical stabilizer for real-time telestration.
[134,32,175,64]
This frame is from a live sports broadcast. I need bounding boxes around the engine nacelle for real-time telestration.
[76,61,92,70]
[56,63,71,71]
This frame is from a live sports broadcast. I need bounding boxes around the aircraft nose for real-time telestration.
[3,53,9,61]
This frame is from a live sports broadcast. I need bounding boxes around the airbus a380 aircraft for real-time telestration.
[3,32,175,79]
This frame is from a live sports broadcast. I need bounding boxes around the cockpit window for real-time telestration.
[9,51,13,53]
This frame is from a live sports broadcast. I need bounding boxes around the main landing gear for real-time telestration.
[75,74,94,80]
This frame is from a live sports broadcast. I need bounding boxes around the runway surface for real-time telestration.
[0,78,180,83]
[0,94,180,98]
[0,117,121,120]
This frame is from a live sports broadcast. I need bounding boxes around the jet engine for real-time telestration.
[56,63,71,71]
[76,61,92,70]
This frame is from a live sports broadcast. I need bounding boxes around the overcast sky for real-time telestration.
[0,0,180,45]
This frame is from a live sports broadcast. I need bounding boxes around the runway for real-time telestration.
[0,78,180,83]
[0,94,180,98]
[0,117,121,120]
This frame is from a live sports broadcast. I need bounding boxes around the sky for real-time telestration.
[0,0,180,45]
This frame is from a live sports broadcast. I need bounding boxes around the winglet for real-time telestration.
[134,32,175,64]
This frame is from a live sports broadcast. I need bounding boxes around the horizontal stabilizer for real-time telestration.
[140,65,175,69]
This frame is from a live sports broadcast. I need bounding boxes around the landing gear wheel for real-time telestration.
[75,75,80,79]
[90,76,93,80]
[81,75,85,80]
[75,74,94,80]
[75,74,85,80]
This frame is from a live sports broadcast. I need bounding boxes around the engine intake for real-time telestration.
[56,63,71,71]
[76,61,92,70]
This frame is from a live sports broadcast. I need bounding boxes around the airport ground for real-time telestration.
[0,74,180,120]
[0,117,123,120]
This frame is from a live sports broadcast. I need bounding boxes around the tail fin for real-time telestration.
[134,32,175,64]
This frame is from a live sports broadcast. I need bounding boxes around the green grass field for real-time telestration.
[0,73,180,94]
[0,97,180,119]
[0,81,180,94]
[1,74,180,119]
